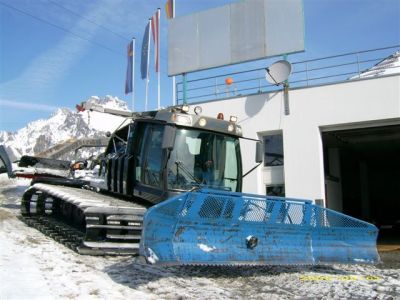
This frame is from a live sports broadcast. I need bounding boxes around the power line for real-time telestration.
[1,1,171,77]
[46,1,172,74]
[0,1,124,56]
[48,0,129,42]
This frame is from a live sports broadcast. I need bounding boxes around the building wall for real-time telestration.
[199,75,400,203]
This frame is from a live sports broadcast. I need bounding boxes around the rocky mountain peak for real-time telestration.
[0,96,128,160]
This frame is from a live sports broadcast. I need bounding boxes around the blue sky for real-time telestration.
[0,0,399,132]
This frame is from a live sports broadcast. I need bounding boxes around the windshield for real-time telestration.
[167,128,241,192]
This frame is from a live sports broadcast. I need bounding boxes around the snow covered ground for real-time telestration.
[1,175,399,300]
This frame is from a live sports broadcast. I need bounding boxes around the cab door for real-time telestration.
[132,122,166,204]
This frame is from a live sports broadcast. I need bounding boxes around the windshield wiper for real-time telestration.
[175,161,201,185]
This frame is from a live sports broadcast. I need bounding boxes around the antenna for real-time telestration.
[265,60,292,85]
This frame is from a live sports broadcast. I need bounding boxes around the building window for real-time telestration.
[266,185,285,197]
[263,133,284,166]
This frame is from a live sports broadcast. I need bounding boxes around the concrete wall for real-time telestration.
[199,75,400,203]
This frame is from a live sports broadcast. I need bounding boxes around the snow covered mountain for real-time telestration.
[0,95,129,161]
[359,50,400,78]
[350,51,400,79]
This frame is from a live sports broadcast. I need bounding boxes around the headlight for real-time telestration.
[199,118,207,127]
[181,105,190,113]
[172,113,192,126]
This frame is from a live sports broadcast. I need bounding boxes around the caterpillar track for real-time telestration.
[21,183,147,255]
[20,215,85,252]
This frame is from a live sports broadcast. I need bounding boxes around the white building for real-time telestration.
[195,51,400,226]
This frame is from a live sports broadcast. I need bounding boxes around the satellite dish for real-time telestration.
[265,60,292,85]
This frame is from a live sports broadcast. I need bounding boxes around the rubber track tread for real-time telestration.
[21,183,148,256]
[19,215,83,252]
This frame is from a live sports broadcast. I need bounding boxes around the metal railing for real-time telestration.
[176,45,400,104]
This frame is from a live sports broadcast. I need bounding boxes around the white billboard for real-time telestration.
[168,0,305,76]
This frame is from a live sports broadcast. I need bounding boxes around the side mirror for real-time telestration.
[0,145,13,178]
[255,141,263,163]
[162,125,176,150]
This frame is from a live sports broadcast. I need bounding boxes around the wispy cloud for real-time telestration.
[0,99,58,112]
[0,0,124,103]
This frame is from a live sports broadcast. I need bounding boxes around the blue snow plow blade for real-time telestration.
[139,189,379,265]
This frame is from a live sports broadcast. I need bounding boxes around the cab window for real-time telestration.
[134,123,164,188]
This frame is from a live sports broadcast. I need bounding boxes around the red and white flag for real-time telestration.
[165,0,174,19]
[151,9,160,73]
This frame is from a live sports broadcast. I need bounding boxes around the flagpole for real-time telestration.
[145,19,151,111]
[157,8,161,109]
[172,0,176,106]
[131,38,135,112]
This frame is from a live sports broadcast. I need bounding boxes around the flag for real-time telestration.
[151,9,160,73]
[141,23,150,80]
[165,0,173,19]
[125,40,134,94]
